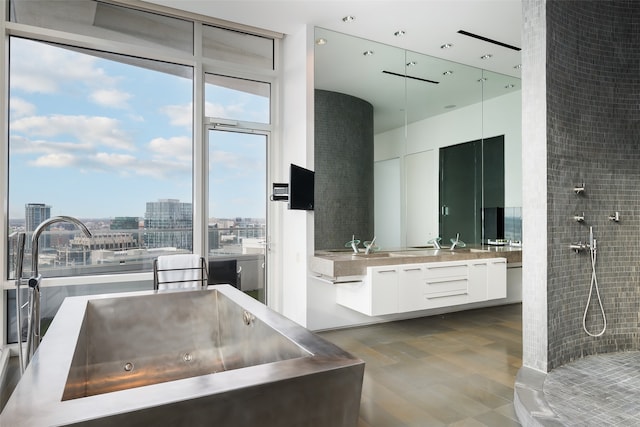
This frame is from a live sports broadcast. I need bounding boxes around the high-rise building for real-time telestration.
[25,203,51,250]
[144,199,192,250]
[110,217,139,231]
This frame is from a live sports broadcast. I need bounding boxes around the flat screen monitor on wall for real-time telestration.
[289,164,315,210]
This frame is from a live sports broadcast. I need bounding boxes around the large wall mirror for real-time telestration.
[314,27,521,250]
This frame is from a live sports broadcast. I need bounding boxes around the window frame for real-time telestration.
[0,0,280,347]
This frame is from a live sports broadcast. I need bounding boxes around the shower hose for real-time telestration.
[582,240,606,337]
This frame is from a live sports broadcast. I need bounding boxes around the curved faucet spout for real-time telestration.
[31,215,92,277]
[26,216,91,366]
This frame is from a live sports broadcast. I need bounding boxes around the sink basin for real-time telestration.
[389,248,489,257]
[391,250,442,257]
[351,252,405,258]
[352,252,390,258]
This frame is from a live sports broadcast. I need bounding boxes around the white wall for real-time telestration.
[373,158,401,248]
[277,25,314,327]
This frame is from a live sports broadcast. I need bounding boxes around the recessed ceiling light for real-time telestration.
[342,15,355,23]
[440,43,453,49]
[481,54,493,60]
[363,50,374,56]
[394,30,406,37]
[406,61,417,67]
[443,70,453,76]
[315,38,327,46]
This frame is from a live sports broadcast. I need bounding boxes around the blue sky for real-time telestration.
[9,37,268,221]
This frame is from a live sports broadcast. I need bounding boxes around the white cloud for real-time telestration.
[205,101,245,119]
[160,104,192,128]
[90,89,132,109]
[10,98,36,118]
[149,136,191,163]
[10,135,93,155]
[160,101,246,128]
[93,152,137,167]
[11,115,135,151]
[211,149,242,169]
[29,153,77,168]
[10,38,116,94]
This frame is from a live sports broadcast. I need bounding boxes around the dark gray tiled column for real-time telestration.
[314,90,374,250]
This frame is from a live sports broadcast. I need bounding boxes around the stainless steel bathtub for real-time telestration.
[0,285,364,426]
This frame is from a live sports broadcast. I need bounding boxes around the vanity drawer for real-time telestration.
[424,263,468,279]
[424,277,468,295]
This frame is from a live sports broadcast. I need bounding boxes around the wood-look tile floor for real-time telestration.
[318,304,523,427]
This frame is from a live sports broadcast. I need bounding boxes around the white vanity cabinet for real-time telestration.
[335,265,400,316]
[336,257,507,316]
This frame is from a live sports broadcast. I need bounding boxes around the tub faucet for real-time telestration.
[25,216,92,364]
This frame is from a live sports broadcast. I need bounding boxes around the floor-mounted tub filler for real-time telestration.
[0,285,365,426]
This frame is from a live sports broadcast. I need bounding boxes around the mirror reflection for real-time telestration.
[314,27,521,251]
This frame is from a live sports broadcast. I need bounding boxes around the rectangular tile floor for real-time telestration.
[318,303,523,427]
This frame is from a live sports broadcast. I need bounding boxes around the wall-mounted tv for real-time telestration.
[289,164,315,210]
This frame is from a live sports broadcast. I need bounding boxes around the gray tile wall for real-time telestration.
[314,90,374,250]
[546,0,640,369]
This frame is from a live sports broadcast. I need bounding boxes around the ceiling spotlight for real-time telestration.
[514,64,522,70]
[505,84,516,89]
[363,50,374,56]
[342,15,355,23]
[480,54,493,60]
[443,70,453,76]
[477,77,488,82]
[315,38,327,46]
[394,30,406,37]
[406,61,417,67]
[440,43,453,49]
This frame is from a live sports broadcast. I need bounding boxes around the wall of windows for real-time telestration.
[2,0,279,345]
[8,37,194,278]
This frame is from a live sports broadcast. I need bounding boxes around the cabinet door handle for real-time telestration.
[376,270,397,274]
[426,276,467,284]
[426,292,468,300]
[403,268,422,272]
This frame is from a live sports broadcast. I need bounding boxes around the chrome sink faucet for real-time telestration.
[427,237,442,249]
[364,236,376,254]
[450,233,465,250]
[25,216,92,364]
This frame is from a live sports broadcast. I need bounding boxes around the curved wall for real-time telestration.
[547,0,640,369]
[314,90,374,250]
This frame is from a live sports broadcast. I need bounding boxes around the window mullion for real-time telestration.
[192,21,207,258]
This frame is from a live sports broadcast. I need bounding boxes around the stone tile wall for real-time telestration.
[546,0,640,369]
[314,90,374,250]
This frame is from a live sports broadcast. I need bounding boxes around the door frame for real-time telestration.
[205,125,271,303]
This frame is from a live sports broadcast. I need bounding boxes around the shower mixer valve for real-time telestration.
[570,227,596,254]
[569,242,588,253]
